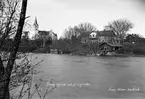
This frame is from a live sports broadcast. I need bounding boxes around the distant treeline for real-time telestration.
[0,38,52,53]
[1,35,145,55]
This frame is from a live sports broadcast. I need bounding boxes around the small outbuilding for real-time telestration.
[98,42,122,55]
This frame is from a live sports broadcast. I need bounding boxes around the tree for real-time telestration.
[64,27,74,40]
[34,31,52,48]
[87,41,99,55]
[0,0,21,47]
[0,0,28,98]
[64,22,96,39]
[8,53,57,99]
[76,22,97,34]
[63,22,96,48]
[104,19,134,43]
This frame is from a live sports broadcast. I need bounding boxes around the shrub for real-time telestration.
[33,48,50,53]
[116,43,145,55]
[132,47,145,55]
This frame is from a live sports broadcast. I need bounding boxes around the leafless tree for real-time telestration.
[64,27,74,40]
[76,22,97,34]
[64,22,96,39]
[63,22,97,49]
[0,0,28,98]
[87,41,99,55]
[0,0,20,46]
[104,19,134,43]
[9,53,57,99]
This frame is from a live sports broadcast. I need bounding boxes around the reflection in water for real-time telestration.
[35,54,145,99]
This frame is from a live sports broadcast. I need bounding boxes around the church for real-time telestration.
[28,17,57,40]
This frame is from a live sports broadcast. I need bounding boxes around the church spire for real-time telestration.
[33,17,39,31]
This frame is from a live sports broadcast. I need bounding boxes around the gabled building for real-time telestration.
[35,30,57,40]
[29,17,57,40]
[80,30,120,44]
[34,30,57,48]
[98,42,122,55]
[97,30,119,44]
[79,30,123,55]
[79,31,99,44]
[124,34,145,44]
[49,30,57,40]
[89,31,99,42]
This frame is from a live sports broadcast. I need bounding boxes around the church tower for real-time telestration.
[33,17,39,33]
[29,17,39,39]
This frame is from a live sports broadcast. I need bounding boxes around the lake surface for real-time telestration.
[32,54,145,99]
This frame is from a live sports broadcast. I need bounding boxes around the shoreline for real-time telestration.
[69,53,145,57]
[1,51,145,57]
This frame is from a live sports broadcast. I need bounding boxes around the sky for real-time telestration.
[26,0,145,38]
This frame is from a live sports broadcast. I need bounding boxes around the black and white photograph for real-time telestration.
[0,0,145,99]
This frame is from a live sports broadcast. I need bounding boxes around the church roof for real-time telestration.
[38,30,49,35]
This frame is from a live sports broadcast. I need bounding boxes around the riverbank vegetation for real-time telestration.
[1,23,145,56]
[117,43,145,55]
[52,36,145,56]
[2,23,145,56]
[52,21,145,56]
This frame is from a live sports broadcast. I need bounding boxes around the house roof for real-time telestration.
[79,31,97,38]
[126,34,141,39]
[98,30,116,37]
[38,31,49,35]
[108,43,122,47]
[79,30,116,38]
[99,42,122,47]
[38,30,57,36]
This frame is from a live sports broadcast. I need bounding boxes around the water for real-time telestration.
[32,54,145,99]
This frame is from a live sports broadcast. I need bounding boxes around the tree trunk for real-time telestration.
[0,56,6,99]
[0,0,28,99]
[43,39,46,48]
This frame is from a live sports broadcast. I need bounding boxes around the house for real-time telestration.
[79,30,122,55]
[36,30,50,39]
[89,31,99,42]
[49,30,57,40]
[124,34,145,44]
[34,30,57,41]
[98,42,122,55]
[79,31,98,44]
[97,30,119,44]
[96,30,123,55]
[80,30,119,44]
